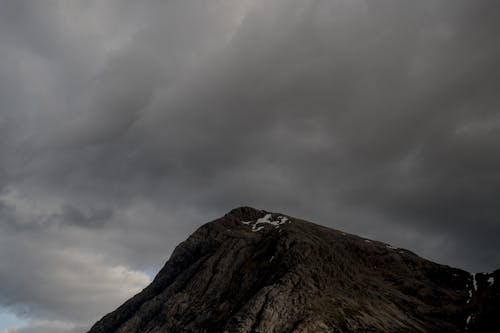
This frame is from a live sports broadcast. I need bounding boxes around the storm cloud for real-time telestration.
[0,0,499,331]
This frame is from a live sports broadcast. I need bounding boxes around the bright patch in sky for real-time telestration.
[144,268,160,280]
[0,308,27,331]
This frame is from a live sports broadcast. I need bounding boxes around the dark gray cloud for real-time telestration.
[0,0,499,332]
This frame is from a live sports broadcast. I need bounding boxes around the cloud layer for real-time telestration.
[1,0,499,331]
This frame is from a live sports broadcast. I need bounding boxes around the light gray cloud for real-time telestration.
[0,0,499,332]
[0,221,151,323]
[1,319,86,333]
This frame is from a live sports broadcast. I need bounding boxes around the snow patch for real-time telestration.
[256,214,273,223]
[364,239,371,243]
[488,276,494,286]
[465,273,481,331]
[466,314,474,331]
[467,273,477,304]
[242,214,290,232]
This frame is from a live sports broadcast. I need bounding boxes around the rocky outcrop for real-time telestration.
[87,207,499,333]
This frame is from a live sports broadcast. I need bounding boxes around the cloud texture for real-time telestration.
[0,0,499,331]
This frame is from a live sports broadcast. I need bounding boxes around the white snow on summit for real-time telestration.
[242,214,290,232]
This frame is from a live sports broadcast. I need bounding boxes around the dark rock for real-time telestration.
[87,207,500,333]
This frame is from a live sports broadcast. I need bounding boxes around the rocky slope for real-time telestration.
[87,207,499,333]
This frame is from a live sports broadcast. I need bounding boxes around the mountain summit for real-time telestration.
[88,207,499,333]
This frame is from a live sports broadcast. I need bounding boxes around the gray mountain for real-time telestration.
[87,207,499,333]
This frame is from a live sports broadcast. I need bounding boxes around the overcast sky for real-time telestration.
[0,0,499,332]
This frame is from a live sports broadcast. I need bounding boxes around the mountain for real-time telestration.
[87,207,499,333]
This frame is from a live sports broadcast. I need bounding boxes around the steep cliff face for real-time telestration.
[87,207,499,333]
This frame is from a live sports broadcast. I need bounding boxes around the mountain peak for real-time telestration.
[88,209,499,333]
[226,206,265,219]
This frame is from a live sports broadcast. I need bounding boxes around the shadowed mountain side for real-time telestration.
[87,207,499,333]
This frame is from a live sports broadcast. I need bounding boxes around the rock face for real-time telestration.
[87,207,499,333]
